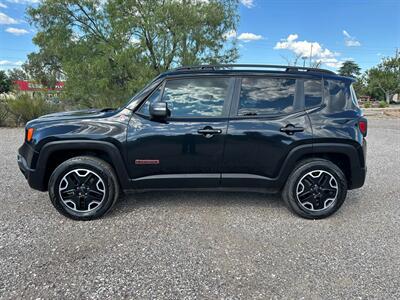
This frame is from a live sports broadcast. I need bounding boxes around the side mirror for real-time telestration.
[149,102,170,118]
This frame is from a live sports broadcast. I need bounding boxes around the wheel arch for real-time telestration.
[35,140,130,191]
[278,142,365,190]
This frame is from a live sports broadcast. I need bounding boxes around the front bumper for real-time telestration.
[17,153,31,179]
[17,143,46,191]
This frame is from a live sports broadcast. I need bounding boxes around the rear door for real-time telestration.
[221,75,315,189]
[126,75,235,189]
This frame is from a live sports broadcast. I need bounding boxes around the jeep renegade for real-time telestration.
[17,65,367,220]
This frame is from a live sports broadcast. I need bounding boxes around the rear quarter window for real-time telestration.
[324,79,356,112]
[350,84,360,108]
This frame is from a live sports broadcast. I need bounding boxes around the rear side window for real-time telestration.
[304,80,322,108]
[238,77,296,115]
[162,77,230,117]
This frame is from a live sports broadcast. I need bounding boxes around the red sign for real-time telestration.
[13,80,64,91]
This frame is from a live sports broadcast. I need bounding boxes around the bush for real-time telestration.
[0,100,9,126]
[6,94,59,126]
[378,100,389,108]
[363,101,371,108]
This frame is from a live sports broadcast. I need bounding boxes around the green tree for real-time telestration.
[27,0,239,108]
[367,55,400,104]
[0,71,11,94]
[338,60,361,78]
[352,73,367,96]
[7,68,29,81]
[22,53,63,89]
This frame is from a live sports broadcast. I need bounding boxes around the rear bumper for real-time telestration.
[349,139,367,189]
[349,166,366,189]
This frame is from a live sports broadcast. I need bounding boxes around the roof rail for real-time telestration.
[173,64,336,75]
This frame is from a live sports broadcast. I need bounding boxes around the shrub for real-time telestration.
[0,100,9,126]
[378,100,389,108]
[7,94,59,126]
[363,101,371,108]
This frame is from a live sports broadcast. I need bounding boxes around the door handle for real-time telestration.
[280,124,304,135]
[197,127,222,138]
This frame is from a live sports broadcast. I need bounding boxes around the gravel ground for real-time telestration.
[0,119,399,299]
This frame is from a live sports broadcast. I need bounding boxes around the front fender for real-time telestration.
[23,140,131,191]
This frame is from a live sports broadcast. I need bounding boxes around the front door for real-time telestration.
[126,76,234,189]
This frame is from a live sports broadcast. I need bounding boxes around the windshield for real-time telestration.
[123,77,163,110]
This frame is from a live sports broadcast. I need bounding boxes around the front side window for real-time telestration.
[162,77,230,117]
[304,79,322,108]
[238,77,296,115]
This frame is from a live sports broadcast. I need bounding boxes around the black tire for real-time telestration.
[282,158,347,219]
[48,156,119,221]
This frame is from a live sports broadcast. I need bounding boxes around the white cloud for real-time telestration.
[0,60,23,66]
[274,33,342,68]
[240,0,254,8]
[0,3,7,8]
[223,29,237,39]
[342,30,351,39]
[5,27,29,35]
[342,30,361,47]
[345,40,361,47]
[237,32,263,42]
[0,12,18,24]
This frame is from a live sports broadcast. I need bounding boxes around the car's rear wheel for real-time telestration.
[48,156,119,220]
[282,159,347,219]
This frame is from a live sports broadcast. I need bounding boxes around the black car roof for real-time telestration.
[158,64,354,82]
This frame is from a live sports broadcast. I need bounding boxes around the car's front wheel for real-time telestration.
[48,156,119,220]
[282,158,348,219]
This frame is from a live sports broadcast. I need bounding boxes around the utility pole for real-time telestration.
[309,44,313,67]
[302,56,307,67]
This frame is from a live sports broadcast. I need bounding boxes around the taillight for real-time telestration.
[359,119,367,137]
[26,128,34,142]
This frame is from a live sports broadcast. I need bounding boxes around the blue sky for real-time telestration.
[0,0,399,72]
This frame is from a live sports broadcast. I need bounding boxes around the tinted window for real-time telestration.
[162,77,230,117]
[304,80,322,108]
[138,86,162,115]
[239,77,296,115]
[324,80,354,112]
[350,84,360,107]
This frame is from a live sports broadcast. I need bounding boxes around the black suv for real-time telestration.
[17,64,367,220]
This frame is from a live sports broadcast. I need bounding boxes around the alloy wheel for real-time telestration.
[296,170,338,212]
[58,168,106,213]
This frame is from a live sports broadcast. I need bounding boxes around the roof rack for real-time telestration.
[173,64,336,75]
